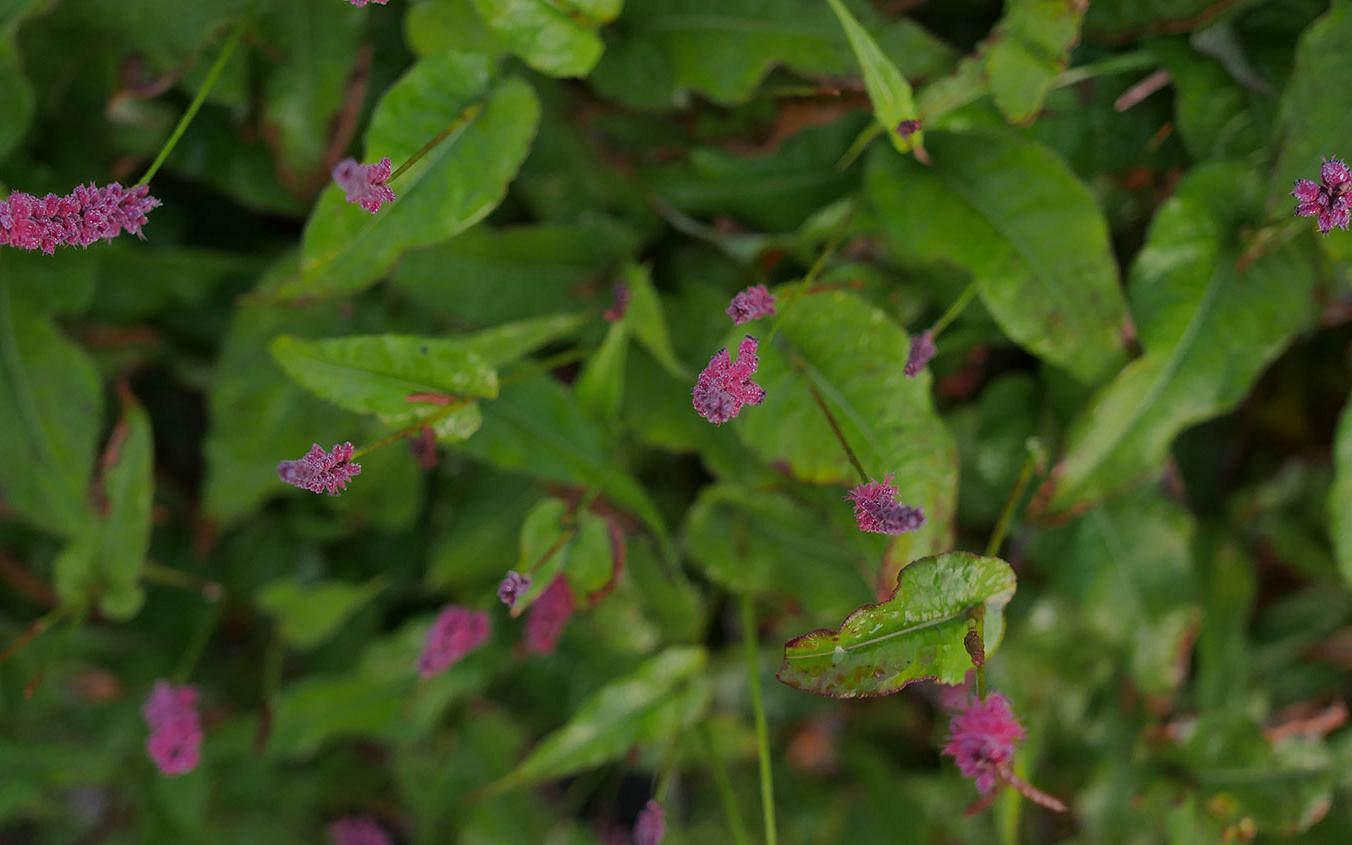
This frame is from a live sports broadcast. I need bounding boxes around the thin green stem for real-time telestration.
[137,17,248,187]
[1051,50,1156,89]
[929,282,979,340]
[701,723,752,845]
[387,103,484,184]
[261,633,285,702]
[792,354,869,484]
[174,601,223,683]
[142,560,223,601]
[984,448,1039,558]
[501,345,591,386]
[740,594,777,845]
[0,604,75,664]
[764,204,856,346]
[351,401,466,460]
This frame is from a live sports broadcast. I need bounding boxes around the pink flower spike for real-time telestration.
[845,473,925,535]
[633,800,666,845]
[726,284,776,325]
[498,570,531,608]
[333,157,397,213]
[416,605,490,679]
[346,0,391,9]
[904,330,935,378]
[141,681,203,777]
[1292,157,1352,234]
[0,183,160,254]
[1321,156,1351,187]
[942,693,1026,794]
[692,335,766,425]
[328,816,392,845]
[604,282,630,322]
[524,576,574,655]
[277,442,362,496]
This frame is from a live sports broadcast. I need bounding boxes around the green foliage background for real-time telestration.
[1,0,1351,842]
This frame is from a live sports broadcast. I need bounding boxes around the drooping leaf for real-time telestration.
[0,272,102,537]
[1046,163,1316,513]
[866,130,1128,384]
[574,320,629,425]
[469,0,621,78]
[488,647,708,793]
[621,263,687,378]
[825,0,920,154]
[985,0,1085,124]
[459,313,588,369]
[1332,396,1352,588]
[406,0,505,59]
[777,552,1015,698]
[733,290,957,564]
[280,53,541,300]
[257,577,385,649]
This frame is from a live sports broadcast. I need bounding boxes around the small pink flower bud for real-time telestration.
[142,681,203,777]
[277,442,362,496]
[897,119,922,139]
[1292,157,1352,235]
[604,283,630,322]
[498,570,531,607]
[633,800,666,845]
[328,816,392,845]
[845,473,925,535]
[904,330,935,378]
[725,284,776,325]
[942,692,1026,794]
[333,157,397,213]
[416,605,490,679]
[523,576,574,655]
[346,0,391,9]
[692,335,765,425]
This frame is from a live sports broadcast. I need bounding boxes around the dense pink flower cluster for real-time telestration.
[904,330,935,378]
[277,442,363,496]
[417,606,490,679]
[1293,157,1351,234]
[633,800,666,845]
[692,335,765,425]
[726,284,775,325]
[498,570,531,608]
[524,576,574,655]
[846,473,925,535]
[0,183,160,254]
[347,0,391,8]
[142,681,203,777]
[333,157,397,213]
[328,816,391,845]
[604,282,630,322]
[942,693,1026,794]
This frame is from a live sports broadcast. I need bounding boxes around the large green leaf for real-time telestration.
[1332,396,1352,588]
[0,274,102,537]
[469,0,620,78]
[985,0,1085,124]
[53,396,154,620]
[826,0,920,154]
[866,130,1128,384]
[269,333,498,440]
[280,53,540,300]
[777,552,1015,698]
[488,647,708,792]
[257,577,385,649]
[1046,163,1316,512]
[733,290,957,564]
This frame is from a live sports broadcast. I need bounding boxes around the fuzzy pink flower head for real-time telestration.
[347,0,391,9]
[1321,156,1351,187]
[942,693,1026,794]
[333,157,397,213]
[904,330,935,378]
[142,681,203,777]
[0,183,160,254]
[498,570,531,608]
[1292,157,1352,234]
[524,576,574,655]
[633,800,666,845]
[328,816,392,845]
[604,282,630,322]
[417,605,490,679]
[726,284,776,325]
[846,473,925,535]
[277,442,362,496]
[692,335,766,425]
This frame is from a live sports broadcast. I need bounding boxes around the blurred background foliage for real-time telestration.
[1,0,1351,842]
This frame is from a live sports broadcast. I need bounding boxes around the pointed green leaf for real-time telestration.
[777,552,1015,698]
[459,313,587,369]
[575,320,629,425]
[985,0,1085,124]
[1332,396,1352,588]
[257,577,385,649]
[622,263,687,379]
[281,53,540,300]
[469,0,620,78]
[826,0,920,153]
[488,647,708,793]
[866,130,1128,384]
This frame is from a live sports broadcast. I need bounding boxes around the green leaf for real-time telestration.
[513,498,614,613]
[488,647,708,793]
[733,290,957,564]
[1332,396,1352,588]
[826,0,920,154]
[54,395,154,620]
[1046,163,1316,512]
[269,334,497,439]
[985,0,1085,124]
[459,313,588,368]
[0,274,102,537]
[866,130,1128,384]
[621,263,687,378]
[405,0,505,59]
[257,577,385,649]
[281,53,540,301]
[469,0,620,78]
[0,36,33,159]
[777,552,1015,698]
[574,320,629,425]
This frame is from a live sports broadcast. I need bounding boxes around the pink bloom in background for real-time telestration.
[692,335,765,425]
[942,693,1026,794]
[328,816,392,845]
[347,0,391,9]
[277,442,362,496]
[633,800,666,845]
[0,183,160,254]
[416,606,490,679]
[897,119,922,139]
[498,570,531,608]
[604,282,630,322]
[1292,156,1352,234]
[524,576,574,655]
[333,157,397,213]
[141,681,203,777]
[904,330,935,378]
[726,284,775,325]
[846,473,925,535]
